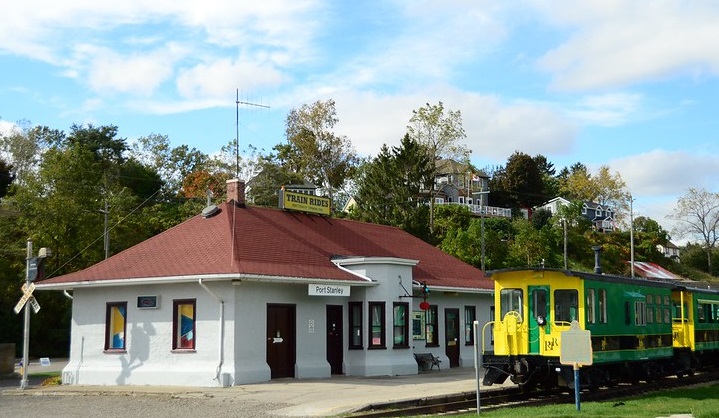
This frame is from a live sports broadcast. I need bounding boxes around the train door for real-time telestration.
[528,286,549,354]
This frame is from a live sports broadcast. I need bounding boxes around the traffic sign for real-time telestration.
[14,282,36,314]
[29,297,41,314]
[27,257,38,281]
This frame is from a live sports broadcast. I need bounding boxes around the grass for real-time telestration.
[449,384,719,418]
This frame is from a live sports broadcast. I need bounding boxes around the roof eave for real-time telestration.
[35,272,377,291]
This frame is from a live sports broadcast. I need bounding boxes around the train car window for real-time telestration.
[672,302,689,322]
[489,306,495,345]
[634,301,647,326]
[664,308,670,323]
[647,306,654,323]
[656,307,663,323]
[698,304,706,323]
[532,289,547,321]
[554,290,578,323]
[599,289,607,323]
[625,301,631,325]
[664,296,670,306]
[500,289,523,321]
[586,289,596,324]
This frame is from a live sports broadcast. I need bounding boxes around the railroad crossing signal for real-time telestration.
[14,282,38,314]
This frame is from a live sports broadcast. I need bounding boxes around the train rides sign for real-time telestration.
[279,189,331,216]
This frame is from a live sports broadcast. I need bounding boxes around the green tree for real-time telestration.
[439,216,512,270]
[489,152,545,210]
[0,158,13,198]
[246,151,305,208]
[534,154,560,199]
[351,134,433,240]
[669,187,719,275]
[282,99,359,204]
[132,134,210,196]
[1,124,63,186]
[507,218,552,267]
[406,101,468,234]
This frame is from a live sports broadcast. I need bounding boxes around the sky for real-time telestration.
[1,0,719,241]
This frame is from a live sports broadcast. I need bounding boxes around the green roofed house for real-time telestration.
[35,179,494,387]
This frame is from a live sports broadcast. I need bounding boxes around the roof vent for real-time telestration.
[202,204,220,218]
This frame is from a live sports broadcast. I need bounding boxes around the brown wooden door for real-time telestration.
[444,308,460,367]
[326,305,343,374]
[267,304,296,378]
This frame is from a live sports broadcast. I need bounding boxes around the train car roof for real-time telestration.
[486,267,680,289]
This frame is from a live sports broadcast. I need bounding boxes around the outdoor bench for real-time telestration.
[413,353,441,371]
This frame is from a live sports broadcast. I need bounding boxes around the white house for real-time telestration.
[36,179,495,387]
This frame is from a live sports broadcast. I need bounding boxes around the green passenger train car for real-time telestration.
[481,267,719,390]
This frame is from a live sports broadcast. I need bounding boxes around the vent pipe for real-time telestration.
[592,246,603,274]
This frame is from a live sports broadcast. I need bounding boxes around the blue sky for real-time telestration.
[1,1,719,239]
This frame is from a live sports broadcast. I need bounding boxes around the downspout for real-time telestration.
[199,279,225,386]
[63,290,73,300]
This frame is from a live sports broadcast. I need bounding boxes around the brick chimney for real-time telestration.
[226,179,245,206]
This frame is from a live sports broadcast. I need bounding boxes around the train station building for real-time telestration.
[36,179,494,387]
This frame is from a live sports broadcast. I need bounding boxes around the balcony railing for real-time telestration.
[434,202,512,218]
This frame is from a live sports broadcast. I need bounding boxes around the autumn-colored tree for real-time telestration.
[181,170,231,200]
[406,101,468,234]
[282,99,359,204]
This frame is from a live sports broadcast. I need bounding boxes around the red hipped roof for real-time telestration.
[38,202,491,291]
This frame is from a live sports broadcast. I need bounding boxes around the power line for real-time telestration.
[46,188,162,278]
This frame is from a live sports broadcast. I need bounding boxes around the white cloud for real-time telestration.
[176,58,286,100]
[610,149,719,197]
[329,88,577,161]
[0,0,323,100]
[80,47,178,96]
[567,93,644,127]
[531,1,719,91]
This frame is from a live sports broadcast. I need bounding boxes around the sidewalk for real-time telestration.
[2,359,492,416]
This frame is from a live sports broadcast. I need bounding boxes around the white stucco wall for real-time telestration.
[60,264,493,387]
[62,281,236,387]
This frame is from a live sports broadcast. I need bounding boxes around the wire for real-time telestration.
[46,188,162,278]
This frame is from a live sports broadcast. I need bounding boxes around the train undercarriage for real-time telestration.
[482,349,717,390]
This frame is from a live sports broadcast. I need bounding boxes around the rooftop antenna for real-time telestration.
[235,89,269,178]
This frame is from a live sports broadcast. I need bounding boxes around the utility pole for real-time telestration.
[630,195,635,278]
[563,218,568,270]
[17,240,50,389]
[102,199,109,259]
[20,239,32,389]
[235,89,269,179]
